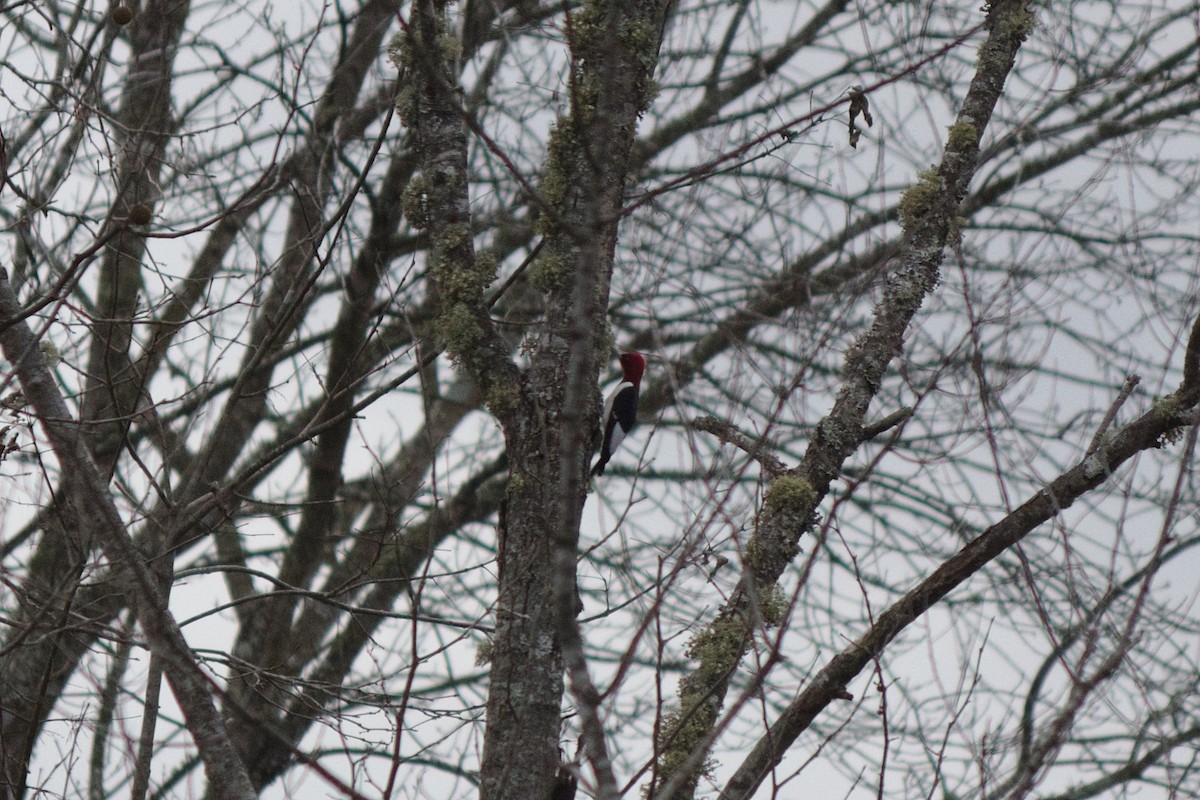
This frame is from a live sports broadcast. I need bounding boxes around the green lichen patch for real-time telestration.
[1001,6,1038,44]
[764,474,816,515]
[39,340,61,367]
[649,616,749,796]
[436,30,462,67]
[528,249,570,294]
[402,176,430,229]
[757,582,788,627]
[898,167,944,235]
[683,616,748,680]
[534,121,583,237]
[1153,393,1183,419]
[946,121,978,151]
[977,4,1038,70]
[436,303,483,356]
[484,379,521,418]
[386,33,405,71]
[651,705,717,797]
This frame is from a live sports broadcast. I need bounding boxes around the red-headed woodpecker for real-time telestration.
[592,352,646,476]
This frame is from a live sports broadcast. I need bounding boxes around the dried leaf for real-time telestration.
[848,85,873,127]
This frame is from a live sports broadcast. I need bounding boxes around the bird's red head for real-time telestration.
[619,352,646,386]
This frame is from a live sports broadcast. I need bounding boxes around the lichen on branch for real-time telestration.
[653,3,1042,798]
[391,0,517,413]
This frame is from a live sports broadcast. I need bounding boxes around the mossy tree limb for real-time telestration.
[397,0,518,407]
[489,0,674,797]
[398,0,671,797]
[649,3,1039,798]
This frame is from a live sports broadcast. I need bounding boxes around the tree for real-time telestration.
[2,0,1199,799]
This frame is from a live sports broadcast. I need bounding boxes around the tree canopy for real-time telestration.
[2,1,1199,799]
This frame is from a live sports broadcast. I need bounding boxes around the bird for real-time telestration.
[550,761,578,800]
[592,352,646,476]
